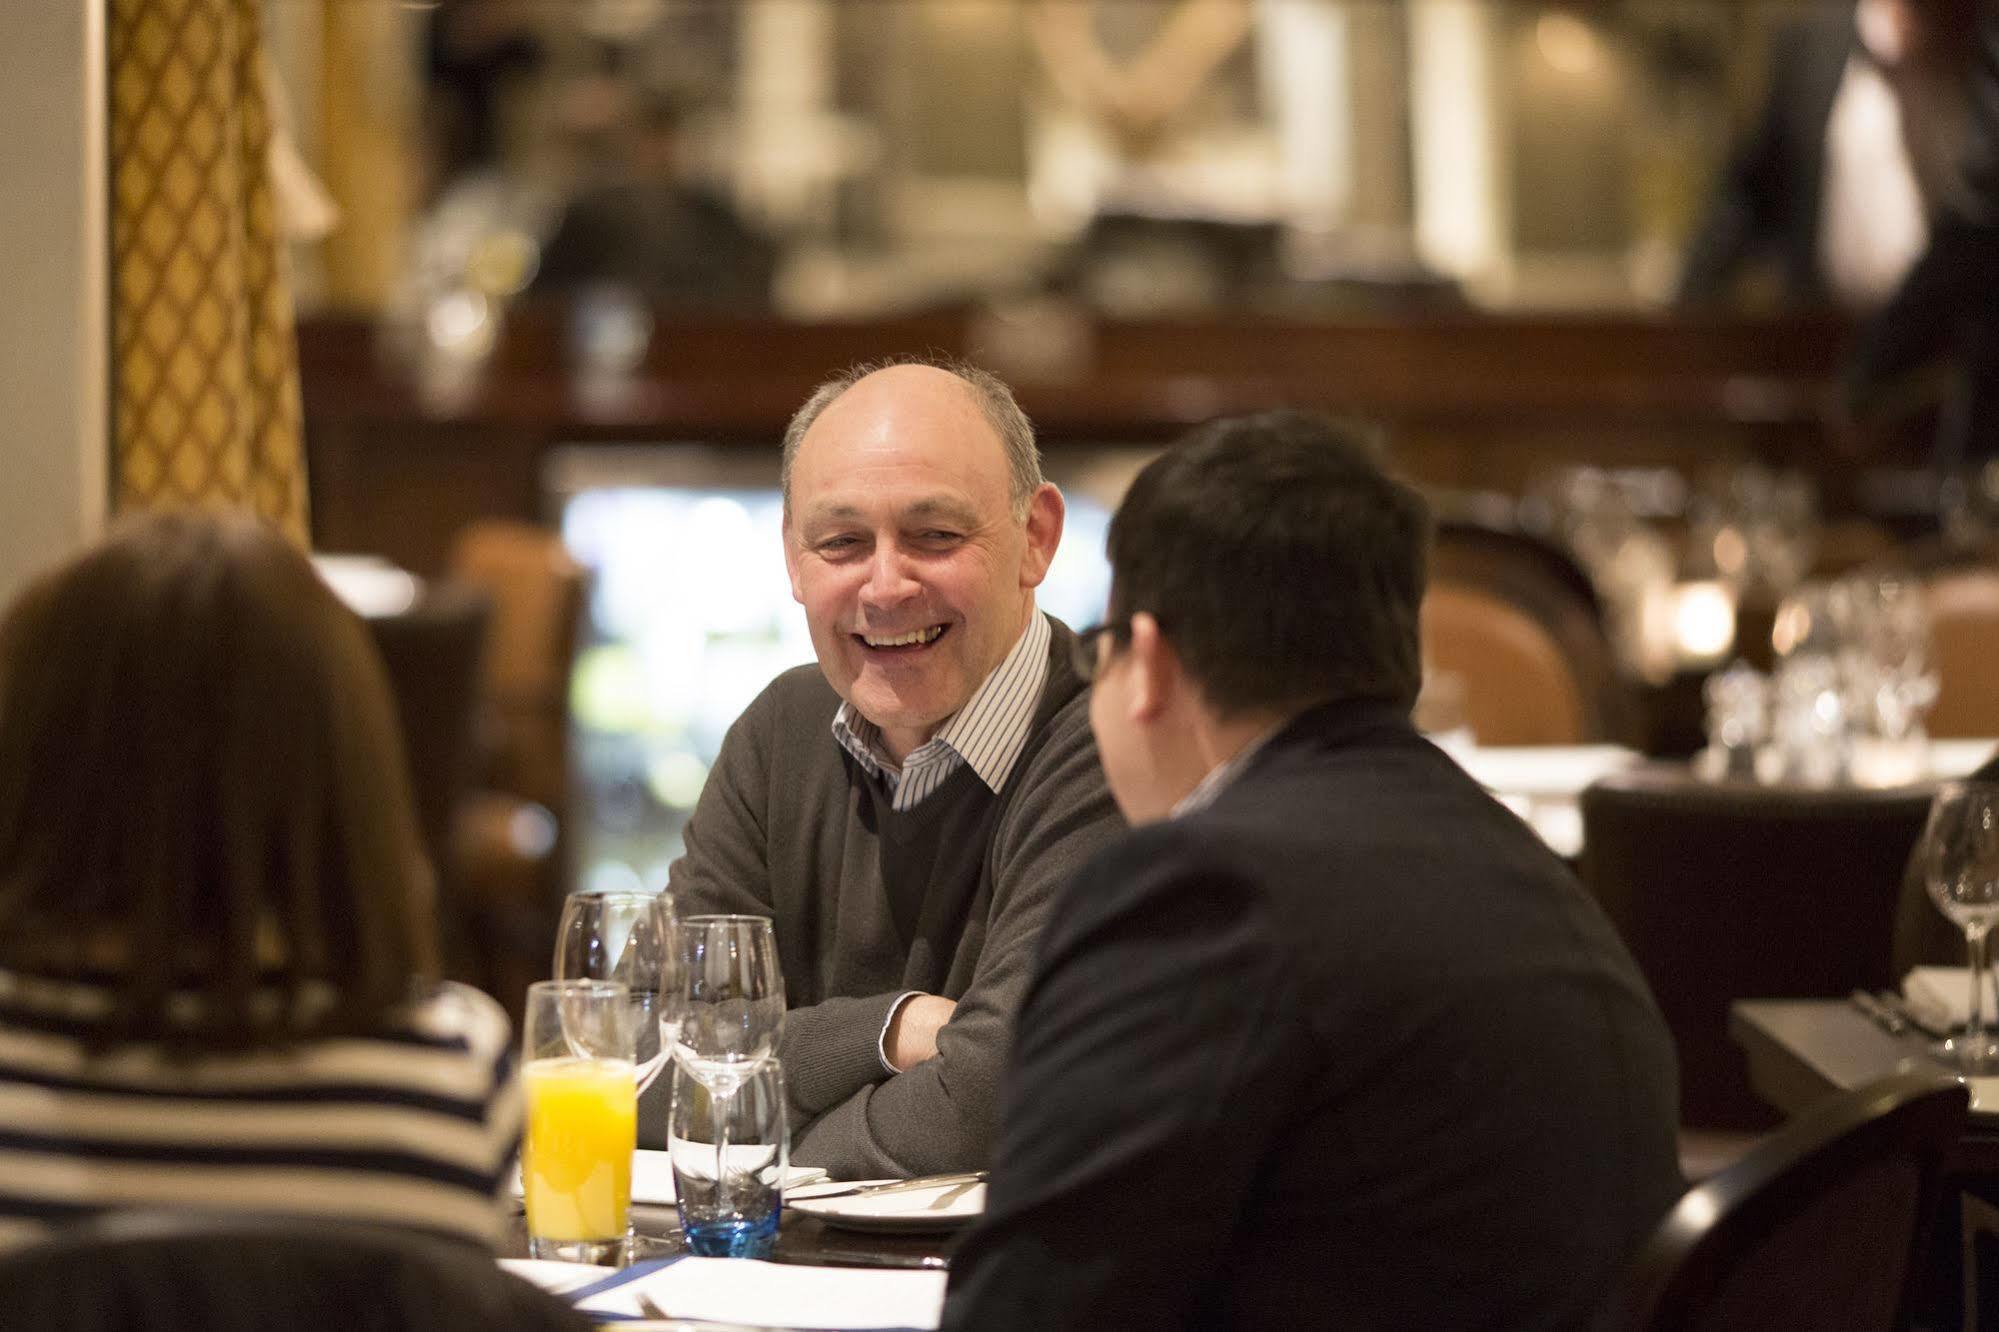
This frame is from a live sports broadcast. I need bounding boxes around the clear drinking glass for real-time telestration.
[668,1059,789,1258]
[553,887,678,1094]
[1919,781,1999,1073]
[520,979,639,1264]
[666,914,785,1240]
[668,915,785,1093]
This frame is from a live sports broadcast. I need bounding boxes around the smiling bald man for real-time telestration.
[661,359,1123,1179]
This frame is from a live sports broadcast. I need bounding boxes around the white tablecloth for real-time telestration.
[1446,739,1996,859]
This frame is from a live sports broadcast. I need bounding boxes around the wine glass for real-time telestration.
[667,915,785,1196]
[553,888,678,1094]
[1918,781,1999,1072]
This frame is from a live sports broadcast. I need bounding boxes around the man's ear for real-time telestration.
[1018,484,1066,589]
[1125,611,1178,724]
[782,514,806,605]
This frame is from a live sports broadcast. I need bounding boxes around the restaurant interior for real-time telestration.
[5,0,1999,1327]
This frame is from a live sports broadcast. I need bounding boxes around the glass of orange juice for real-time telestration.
[521,979,638,1264]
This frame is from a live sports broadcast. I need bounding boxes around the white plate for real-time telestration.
[512,1150,826,1206]
[786,1179,986,1234]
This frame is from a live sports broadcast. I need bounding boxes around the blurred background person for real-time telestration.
[0,512,520,1251]
[532,84,776,313]
[1678,0,1930,311]
[1845,0,1999,500]
[1681,0,1999,496]
[423,0,545,202]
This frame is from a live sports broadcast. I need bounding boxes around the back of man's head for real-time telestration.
[1107,410,1430,717]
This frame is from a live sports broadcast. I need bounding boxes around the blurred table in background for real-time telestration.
[1450,739,1997,860]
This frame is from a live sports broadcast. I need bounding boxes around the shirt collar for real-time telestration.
[831,610,1051,795]
[1170,719,1287,819]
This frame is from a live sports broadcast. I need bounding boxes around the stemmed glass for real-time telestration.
[1919,781,1999,1072]
[1854,576,1938,744]
[553,888,679,1095]
[666,915,785,1206]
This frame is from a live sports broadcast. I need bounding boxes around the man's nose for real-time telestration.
[859,544,920,606]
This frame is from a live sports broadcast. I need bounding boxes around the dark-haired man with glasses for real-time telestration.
[945,411,1682,1331]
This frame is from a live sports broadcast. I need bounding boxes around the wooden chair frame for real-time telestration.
[1619,1072,1968,1331]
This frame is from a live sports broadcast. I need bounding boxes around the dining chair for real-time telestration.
[1427,519,1631,746]
[360,583,493,987]
[1923,565,1999,739]
[446,520,590,1019]
[447,520,586,819]
[0,1214,591,1332]
[1614,1071,1967,1332]
[1422,581,1599,745]
[1579,767,1935,1130]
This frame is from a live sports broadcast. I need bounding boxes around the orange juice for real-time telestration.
[522,1056,636,1241]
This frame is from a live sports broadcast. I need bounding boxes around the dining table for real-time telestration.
[1732,997,1999,1331]
[501,1200,957,1270]
[500,1189,964,1329]
[1730,998,1999,1169]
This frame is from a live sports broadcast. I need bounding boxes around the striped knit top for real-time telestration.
[0,970,521,1252]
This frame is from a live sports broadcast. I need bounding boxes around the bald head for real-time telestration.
[780,358,1043,519]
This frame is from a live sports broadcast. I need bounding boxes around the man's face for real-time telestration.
[784,366,1062,760]
[1085,630,1148,820]
[1085,623,1176,824]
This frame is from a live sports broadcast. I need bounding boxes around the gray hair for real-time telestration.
[780,357,1044,519]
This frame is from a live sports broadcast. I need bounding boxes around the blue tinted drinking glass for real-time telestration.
[669,1058,787,1258]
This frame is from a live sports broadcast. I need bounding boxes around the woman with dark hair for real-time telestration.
[0,511,519,1250]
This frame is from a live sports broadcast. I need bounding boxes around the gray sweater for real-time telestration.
[667,623,1122,1179]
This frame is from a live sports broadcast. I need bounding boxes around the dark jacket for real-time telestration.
[945,700,1684,1332]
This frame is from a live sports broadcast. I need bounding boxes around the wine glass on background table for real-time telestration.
[668,915,785,1206]
[553,888,678,1095]
[1920,781,1999,1073]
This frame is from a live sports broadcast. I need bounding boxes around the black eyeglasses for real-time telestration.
[1068,620,1129,683]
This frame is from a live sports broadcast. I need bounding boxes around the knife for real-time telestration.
[767,1249,949,1270]
[787,1170,987,1201]
[1849,988,1909,1036]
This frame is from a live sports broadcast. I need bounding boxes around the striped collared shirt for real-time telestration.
[1170,721,1286,819]
[831,611,1051,812]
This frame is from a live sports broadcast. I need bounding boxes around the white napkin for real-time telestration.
[577,1257,946,1329]
[1968,1079,1999,1119]
[513,1149,826,1205]
[1902,966,1999,1030]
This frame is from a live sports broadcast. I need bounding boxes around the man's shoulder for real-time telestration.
[1046,816,1268,958]
[1004,681,1110,813]
[1030,679,1095,755]
[705,664,844,790]
[1189,730,1559,886]
[739,662,841,731]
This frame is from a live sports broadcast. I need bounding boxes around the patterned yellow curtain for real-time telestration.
[108,0,308,544]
